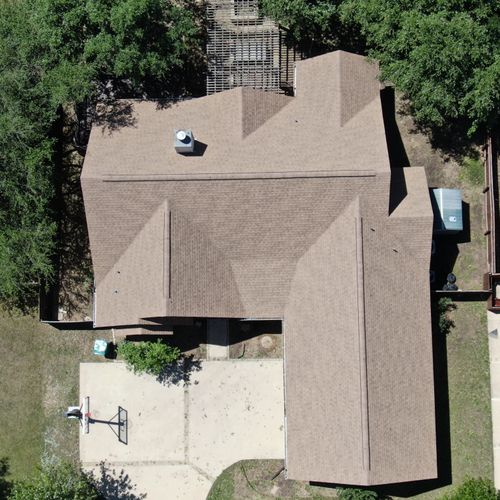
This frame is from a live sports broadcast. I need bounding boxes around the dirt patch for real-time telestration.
[395,97,487,290]
[208,459,337,499]
[228,320,283,359]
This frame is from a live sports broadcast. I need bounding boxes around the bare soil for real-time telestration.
[395,98,487,290]
[228,320,283,359]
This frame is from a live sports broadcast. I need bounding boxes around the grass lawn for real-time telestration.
[0,310,113,481]
[207,301,493,500]
[432,301,493,493]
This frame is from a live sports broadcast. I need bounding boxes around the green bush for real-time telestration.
[440,477,499,500]
[337,487,379,500]
[436,297,456,335]
[8,461,99,500]
[117,339,181,377]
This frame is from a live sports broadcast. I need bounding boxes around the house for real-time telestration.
[81,50,437,486]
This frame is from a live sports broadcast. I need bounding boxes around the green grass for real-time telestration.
[0,310,112,481]
[445,302,492,480]
[459,156,484,187]
[207,461,236,500]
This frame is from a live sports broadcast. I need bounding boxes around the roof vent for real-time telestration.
[174,129,194,154]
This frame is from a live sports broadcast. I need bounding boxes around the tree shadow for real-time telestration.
[156,355,202,386]
[90,461,147,500]
[0,457,12,499]
[94,100,138,135]
[40,106,94,321]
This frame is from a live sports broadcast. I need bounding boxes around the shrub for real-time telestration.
[337,487,379,500]
[440,477,499,500]
[431,297,456,336]
[117,339,181,377]
[8,461,99,500]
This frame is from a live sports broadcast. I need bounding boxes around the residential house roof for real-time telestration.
[81,50,437,485]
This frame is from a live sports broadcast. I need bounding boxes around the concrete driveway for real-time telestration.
[80,360,284,499]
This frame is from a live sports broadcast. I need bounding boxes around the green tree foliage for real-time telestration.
[0,0,204,308]
[8,461,100,500]
[262,0,499,138]
[260,0,364,54]
[0,458,12,498]
[439,477,499,500]
[342,0,499,137]
[261,0,337,49]
[35,0,205,96]
[0,0,60,307]
[117,339,181,377]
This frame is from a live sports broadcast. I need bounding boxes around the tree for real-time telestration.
[117,339,181,377]
[0,0,205,308]
[0,458,12,499]
[8,461,100,500]
[262,0,500,138]
[35,0,206,97]
[439,477,499,500]
[341,0,500,137]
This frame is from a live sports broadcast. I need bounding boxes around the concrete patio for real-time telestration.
[80,359,284,499]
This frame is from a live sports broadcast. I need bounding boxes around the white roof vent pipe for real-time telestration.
[174,129,194,153]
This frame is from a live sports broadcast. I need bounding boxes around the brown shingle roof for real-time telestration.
[81,50,436,485]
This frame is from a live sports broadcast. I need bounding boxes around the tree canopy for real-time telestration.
[262,0,500,138]
[0,0,205,308]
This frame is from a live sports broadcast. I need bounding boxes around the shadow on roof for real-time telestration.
[179,140,208,157]
[381,86,410,216]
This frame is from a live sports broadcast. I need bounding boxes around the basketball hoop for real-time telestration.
[66,396,127,443]
[82,396,90,435]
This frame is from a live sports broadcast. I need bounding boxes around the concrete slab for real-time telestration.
[80,362,185,463]
[87,463,212,500]
[189,360,285,478]
[487,311,500,489]
[80,358,284,499]
[491,362,500,399]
